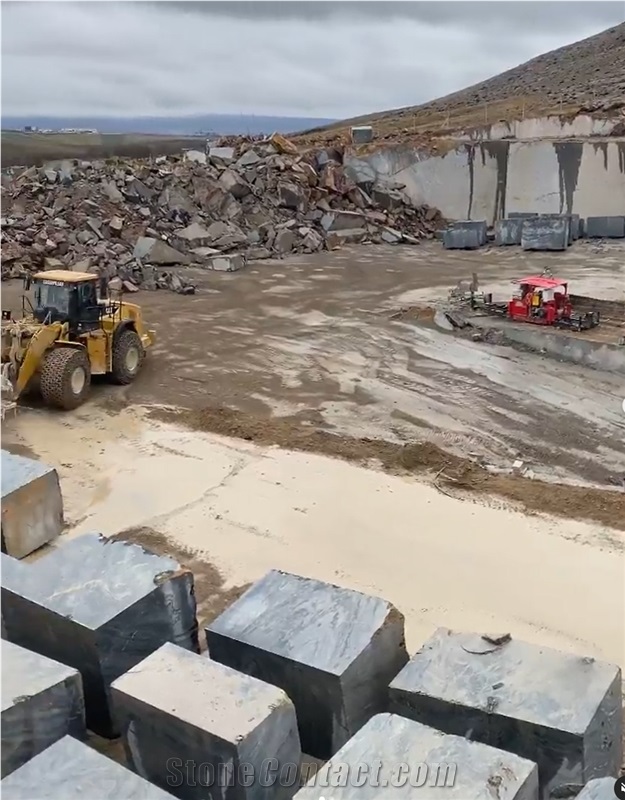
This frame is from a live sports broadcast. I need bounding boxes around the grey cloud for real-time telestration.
[155,0,624,28]
[2,1,622,119]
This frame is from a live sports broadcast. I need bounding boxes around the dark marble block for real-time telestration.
[585,216,625,238]
[443,220,487,250]
[495,218,523,245]
[1,450,63,558]
[206,569,408,759]
[295,713,539,800]
[521,217,569,250]
[1,641,85,777]
[1,735,175,799]
[1,533,199,737]
[112,643,301,800]
[389,628,622,800]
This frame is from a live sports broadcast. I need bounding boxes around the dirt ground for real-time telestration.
[3,240,624,508]
[2,239,624,667]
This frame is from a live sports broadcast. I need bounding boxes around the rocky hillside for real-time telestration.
[298,23,625,145]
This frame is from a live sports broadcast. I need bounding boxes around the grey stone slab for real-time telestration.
[585,216,625,238]
[521,217,569,250]
[508,212,539,219]
[350,126,373,144]
[389,628,622,800]
[577,778,618,800]
[295,713,539,800]
[1,641,85,777]
[1,533,199,737]
[443,228,482,249]
[537,214,573,244]
[1,735,175,799]
[1,449,63,558]
[495,218,523,245]
[112,643,301,800]
[206,569,408,759]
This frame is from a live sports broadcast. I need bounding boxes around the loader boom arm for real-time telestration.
[11,322,64,399]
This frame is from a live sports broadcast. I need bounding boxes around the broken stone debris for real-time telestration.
[111,642,301,800]
[1,135,444,294]
[388,627,622,800]
[1,533,199,738]
[206,568,409,760]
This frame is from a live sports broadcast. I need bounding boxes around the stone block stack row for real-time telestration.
[1,525,622,800]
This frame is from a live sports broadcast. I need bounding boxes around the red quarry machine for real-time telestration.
[481,275,600,331]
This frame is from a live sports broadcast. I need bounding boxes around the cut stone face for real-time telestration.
[0,735,176,799]
[521,217,569,250]
[206,569,408,759]
[443,220,487,249]
[112,642,301,800]
[389,628,622,800]
[1,450,63,558]
[1,641,85,778]
[585,216,625,238]
[495,218,523,245]
[295,713,539,800]
[1,533,199,737]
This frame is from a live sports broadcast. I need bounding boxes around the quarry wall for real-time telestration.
[456,114,621,142]
[345,139,625,224]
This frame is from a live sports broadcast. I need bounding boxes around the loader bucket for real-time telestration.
[1,450,64,559]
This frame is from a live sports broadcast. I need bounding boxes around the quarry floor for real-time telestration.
[2,240,624,666]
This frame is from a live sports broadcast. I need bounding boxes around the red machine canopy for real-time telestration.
[513,276,567,290]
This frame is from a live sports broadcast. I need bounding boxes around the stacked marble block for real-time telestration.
[1,736,176,799]
[388,628,622,800]
[111,643,301,800]
[1,449,64,558]
[1,640,85,778]
[442,220,488,249]
[206,569,409,759]
[586,216,625,238]
[521,215,572,250]
[294,713,539,800]
[1,533,199,736]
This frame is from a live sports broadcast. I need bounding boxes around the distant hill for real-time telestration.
[1,113,337,137]
[298,22,625,143]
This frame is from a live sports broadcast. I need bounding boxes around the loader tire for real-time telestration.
[40,347,91,411]
[111,329,143,385]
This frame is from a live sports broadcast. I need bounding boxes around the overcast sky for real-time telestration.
[2,1,624,119]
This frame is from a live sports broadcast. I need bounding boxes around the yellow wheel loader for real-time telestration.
[1,270,155,411]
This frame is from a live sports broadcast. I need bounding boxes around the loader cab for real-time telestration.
[29,271,102,332]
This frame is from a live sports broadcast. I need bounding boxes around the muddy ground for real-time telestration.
[3,240,625,666]
[5,239,623,498]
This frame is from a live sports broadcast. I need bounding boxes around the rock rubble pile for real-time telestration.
[1,133,443,294]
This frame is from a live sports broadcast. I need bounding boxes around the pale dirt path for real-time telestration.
[3,405,623,667]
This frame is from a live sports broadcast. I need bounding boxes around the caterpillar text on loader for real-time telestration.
[1,270,155,411]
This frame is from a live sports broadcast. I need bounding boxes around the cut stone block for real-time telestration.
[1,641,85,778]
[1,735,175,799]
[112,642,301,800]
[508,212,538,219]
[1,533,199,737]
[295,713,539,800]
[537,213,573,244]
[521,217,569,250]
[389,628,622,800]
[577,778,619,800]
[585,216,625,238]
[206,569,408,759]
[443,228,481,249]
[443,220,487,249]
[495,218,523,245]
[1,450,63,558]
